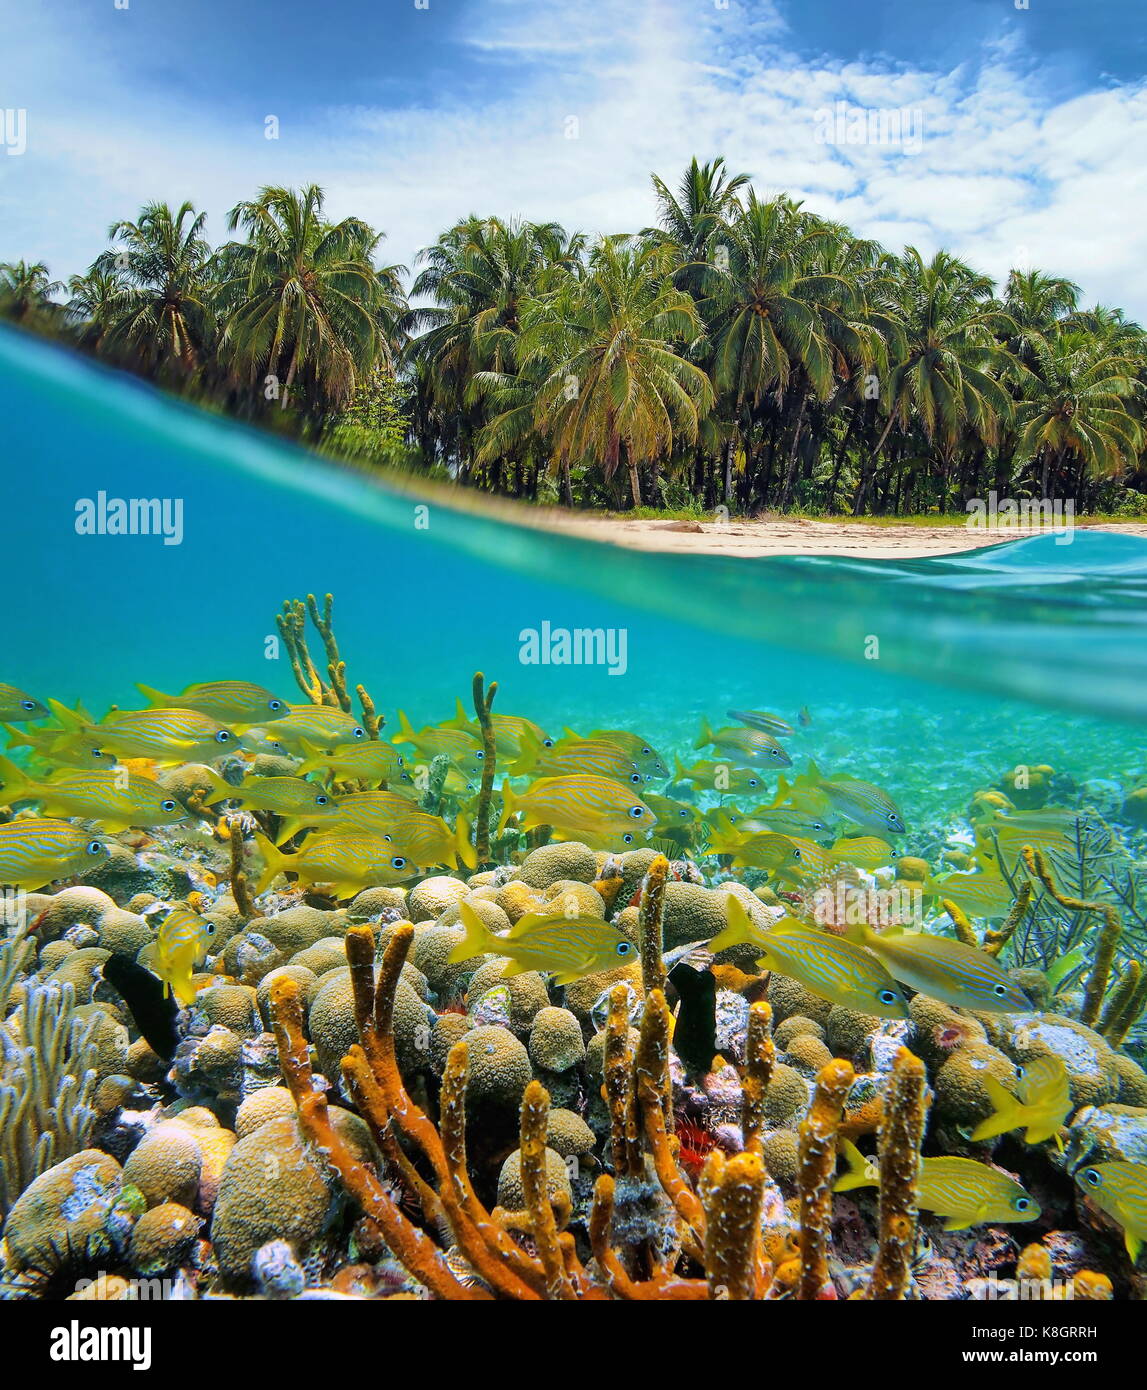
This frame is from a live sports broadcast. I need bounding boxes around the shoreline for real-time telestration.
[521,513,1147,559]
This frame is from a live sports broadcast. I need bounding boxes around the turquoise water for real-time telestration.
[1,322,1144,838]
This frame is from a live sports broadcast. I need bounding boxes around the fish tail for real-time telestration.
[2,722,34,751]
[673,754,688,781]
[833,1139,877,1192]
[293,736,328,777]
[969,1076,1024,1142]
[708,893,755,953]
[455,813,477,871]
[496,779,516,837]
[171,968,198,1009]
[0,753,34,801]
[252,830,290,896]
[693,716,713,751]
[448,901,498,965]
[446,697,469,729]
[47,697,84,731]
[771,774,791,807]
[135,683,168,708]
[507,728,541,778]
[392,709,416,745]
[274,817,306,847]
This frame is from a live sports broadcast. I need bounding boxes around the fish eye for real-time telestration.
[641,747,651,756]
[215,731,232,744]
[1083,1169,1102,1188]
[749,778,759,788]
[622,833,634,844]
[1014,1197,1032,1212]
[161,799,178,812]
[205,922,216,935]
[352,727,366,740]
[616,942,632,956]
[628,805,644,819]
[87,839,104,855]
[993,984,1008,997]
[397,756,404,767]
[476,751,484,760]
[20,699,35,711]
[315,794,330,806]
[630,773,642,784]
[269,699,283,711]
[543,738,554,748]
[879,989,899,1005]
[678,810,688,819]
[391,856,407,870]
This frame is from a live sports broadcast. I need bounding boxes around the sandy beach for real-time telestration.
[529,514,1147,559]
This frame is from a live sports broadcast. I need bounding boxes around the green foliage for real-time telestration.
[3,163,1146,515]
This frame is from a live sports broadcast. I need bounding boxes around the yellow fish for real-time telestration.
[274,704,367,750]
[294,736,407,784]
[0,684,48,722]
[725,709,795,738]
[1076,1162,1147,1263]
[390,711,486,777]
[710,896,908,1018]
[695,716,791,770]
[253,829,414,898]
[146,901,215,1007]
[49,702,239,765]
[442,699,549,761]
[509,733,643,785]
[136,680,289,726]
[971,1055,1073,1148]
[846,923,1032,1012]
[835,1140,1040,1230]
[565,728,667,781]
[673,757,769,797]
[324,794,475,870]
[0,756,187,832]
[448,899,637,986]
[0,818,109,890]
[924,869,1015,920]
[827,837,899,871]
[498,775,657,849]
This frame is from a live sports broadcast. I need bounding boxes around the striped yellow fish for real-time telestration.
[726,709,795,738]
[1076,1162,1147,1262]
[0,817,109,889]
[672,757,769,797]
[710,896,908,1018]
[695,717,791,770]
[847,923,1032,1012]
[926,869,1015,920]
[146,901,215,1007]
[828,837,899,871]
[498,775,657,849]
[509,733,643,785]
[442,700,550,761]
[0,684,48,722]
[322,793,475,870]
[798,762,906,835]
[273,705,367,750]
[566,728,667,780]
[449,899,636,986]
[50,702,238,765]
[294,737,407,784]
[253,829,414,898]
[0,755,187,832]
[136,680,289,726]
[971,1054,1072,1148]
[836,1140,1040,1230]
[391,710,486,777]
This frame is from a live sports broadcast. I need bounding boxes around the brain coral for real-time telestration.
[528,1007,586,1072]
[467,962,550,1033]
[496,1146,572,1209]
[408,876,469,922]
[127,1201,201,1276]
[933,1041,1019,1129]
[460,1025,533,1112]
[772,1015,825,1049]
[513,842,598,890]
[3,1149,128,1277]
[235,1086,297,1139]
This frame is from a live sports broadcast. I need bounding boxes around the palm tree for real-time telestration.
[92,202,213,376]
[217,184,405,415]
[65,267,127,354]
[0,260,63,328]
[645,156,751,296]
[518,237,714,507]
[1016,329,1142,497]
[853,248,1018,512]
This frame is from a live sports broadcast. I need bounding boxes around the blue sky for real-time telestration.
[2,0,1145,313]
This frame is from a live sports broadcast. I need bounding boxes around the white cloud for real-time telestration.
[0,0,1144,318]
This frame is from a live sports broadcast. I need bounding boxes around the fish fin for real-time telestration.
[292,735,332,777]
[693,716,713,751]
[274,817,306,847]
[455,814,477,871]
[1126,1229,1142,1265]
[498,959,531,977]
[833,1139,876,1192]
[392,709,417,746]
[135,683,168,708]
[673,754,688,781]
[942,1216,972,1232]
[47,698,85,731]
[447,901,499,965]
[970,1077,1023,1142]
[0,753,34,800]
[561,726,580,740]
[805,759,823,784]
[709,895,755,954]
[2,722,34,751]
[496,779,516,837]
[252,830,290,896]
[441,697,469,731]
[507,728,542,778]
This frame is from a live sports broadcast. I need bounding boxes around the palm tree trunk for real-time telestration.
[853,410,897,515]
[779,389,809,509]
[828,410,858,513]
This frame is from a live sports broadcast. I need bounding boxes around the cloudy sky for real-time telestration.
[2,0,1144,313]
